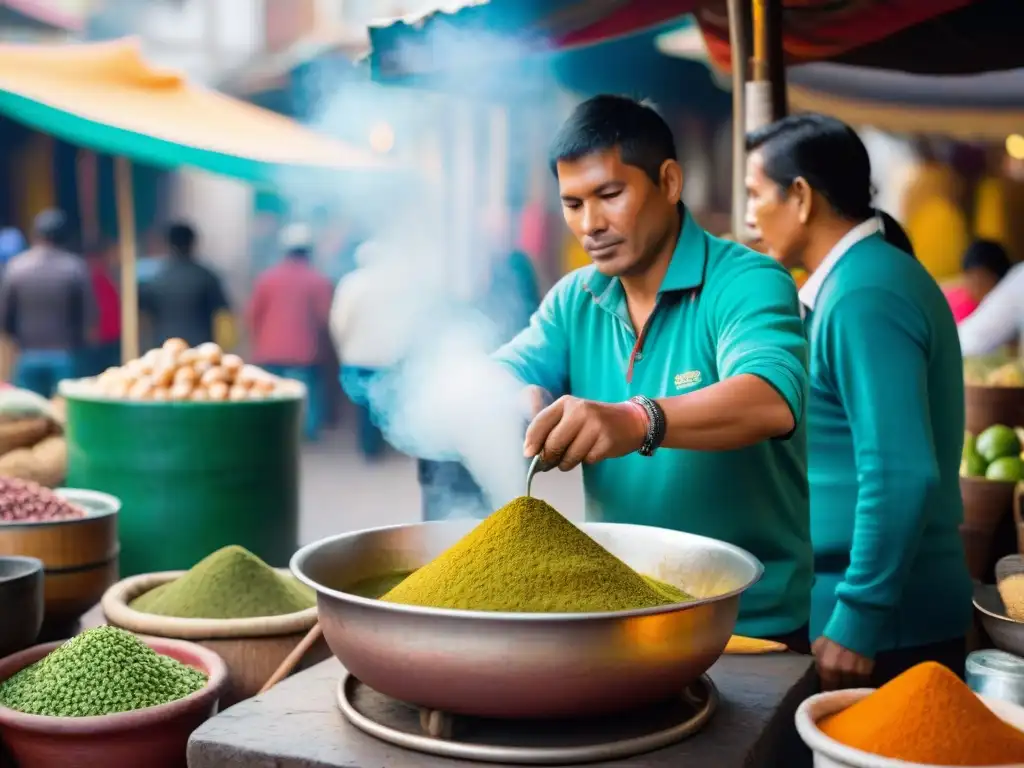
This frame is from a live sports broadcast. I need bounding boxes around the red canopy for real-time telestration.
[369,0,993,79]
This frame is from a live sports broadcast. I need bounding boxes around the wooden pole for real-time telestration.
[752,0,768,81]
[745,0,773,133]
[115,156,139,364]
[726,0,751,237]
[765,0,787,119]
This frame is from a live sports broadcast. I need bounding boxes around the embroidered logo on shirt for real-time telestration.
[674,371,702,390]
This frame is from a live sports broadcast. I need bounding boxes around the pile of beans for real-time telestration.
[0,477,85,523]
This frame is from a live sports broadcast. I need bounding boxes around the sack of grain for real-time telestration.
[0,447,40,482]
[0,418,52,456]
[31,436,67,487]
[50,396,66,426]
[0,437,68,487]
[0,389,55,423]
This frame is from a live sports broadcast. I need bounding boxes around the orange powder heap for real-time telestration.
[819,662,1024,766]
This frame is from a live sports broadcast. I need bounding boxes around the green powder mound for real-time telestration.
[129,545,316,619]
[643,575,695,603]
[0,627,206,717]
[381,496,694,612]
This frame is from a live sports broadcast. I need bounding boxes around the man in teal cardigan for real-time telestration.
[745,114,973,688]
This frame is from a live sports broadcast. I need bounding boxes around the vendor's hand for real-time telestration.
[812,637,874,691]
[520,386,552,420]
[524,396,647,471]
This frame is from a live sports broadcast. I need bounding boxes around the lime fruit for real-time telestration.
[976,425,1022,462]
[963,431,977,460]
[986,456,1024,482]
[961,453,989,478]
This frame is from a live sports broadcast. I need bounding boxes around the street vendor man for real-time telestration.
[744,114,972,688]
[494,95,813,648]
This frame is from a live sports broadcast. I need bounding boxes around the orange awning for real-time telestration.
[0,37,383,182]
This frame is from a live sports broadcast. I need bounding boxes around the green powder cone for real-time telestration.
[0,627,206,717]
[130,545,315,619]
[381,496,693,612]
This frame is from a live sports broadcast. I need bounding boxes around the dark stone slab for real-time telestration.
[187,654,816,768]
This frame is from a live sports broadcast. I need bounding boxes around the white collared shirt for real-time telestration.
[958,262,1024,357]
[799,217,883,313]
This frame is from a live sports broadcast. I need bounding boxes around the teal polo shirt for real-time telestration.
[494,211,812,638]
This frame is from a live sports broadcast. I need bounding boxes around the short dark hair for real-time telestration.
[549,95,677,184]
[166,222,196,256]
[963,239,1011,279]
[33,208,68,246]
[746,114,874,223]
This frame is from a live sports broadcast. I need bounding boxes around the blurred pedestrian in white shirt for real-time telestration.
[330,240,415,459]
[958,262,1024,358]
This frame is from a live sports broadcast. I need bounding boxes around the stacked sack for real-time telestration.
[0,388,66,487]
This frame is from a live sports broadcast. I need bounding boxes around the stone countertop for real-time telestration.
[187,654,816,768]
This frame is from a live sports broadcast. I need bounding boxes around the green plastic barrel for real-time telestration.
[63,393,301,577]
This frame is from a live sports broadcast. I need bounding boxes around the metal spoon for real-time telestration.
[526,454,555,497]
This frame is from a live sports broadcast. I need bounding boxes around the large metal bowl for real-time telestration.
[291,520,762,719]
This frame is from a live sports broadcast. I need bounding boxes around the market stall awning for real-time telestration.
[369,0,693,79]
[0,38,384,183]
[787,63,1024,141]
[219,29,369,99]
[696,0,1019,75]
[367,0,987,80]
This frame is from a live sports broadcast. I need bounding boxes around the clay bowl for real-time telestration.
[960,477,1017,581]
[0,557,43,659]
[0,488,120,635]
[0,635,228,768]
[965,384,1024,435]
[101,570,324,708]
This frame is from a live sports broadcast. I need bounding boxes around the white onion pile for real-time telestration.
[85,339,304,402]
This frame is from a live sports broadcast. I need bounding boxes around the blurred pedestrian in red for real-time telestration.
[246,223,333,440]
[79,236,121,376]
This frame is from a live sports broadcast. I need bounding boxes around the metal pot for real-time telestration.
[291,520,762,719]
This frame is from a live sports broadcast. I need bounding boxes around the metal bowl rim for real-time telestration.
[290,519,765,622]
[974,583,1022,626]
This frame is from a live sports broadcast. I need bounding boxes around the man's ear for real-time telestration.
[792,177,814,224]
[660,159,683,206]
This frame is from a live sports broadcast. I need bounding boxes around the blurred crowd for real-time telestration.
[0,206,541,471]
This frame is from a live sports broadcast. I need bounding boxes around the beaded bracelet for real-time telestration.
[628,395,667,456]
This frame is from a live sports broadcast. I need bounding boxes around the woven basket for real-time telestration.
[101,570,326,708]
